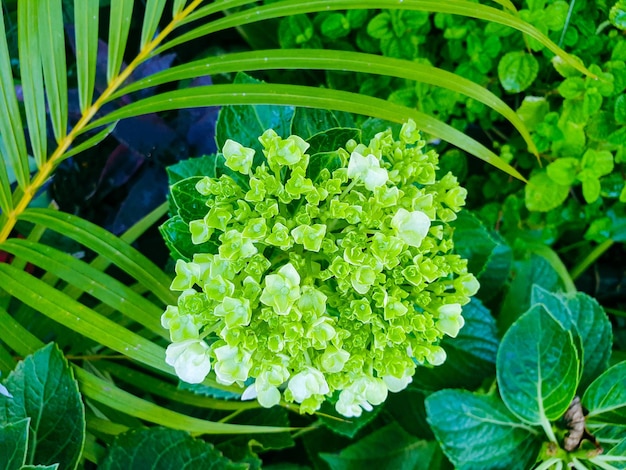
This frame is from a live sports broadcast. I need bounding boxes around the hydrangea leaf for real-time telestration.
[583,361,626,425]
[170,176,209,223]
[167,154,218,185]
[452,211,498,277]
[426,390,541,470]
[0,418,29,470]
[160,215,217,262]
[316,398,383,439]
[291,107,354,140]
[497,305,579,425]
[0,343,84,470]
[99,427,247,470]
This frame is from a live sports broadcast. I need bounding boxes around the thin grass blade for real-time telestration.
[74,0,100,112]
[173,0,188,16]
[140,0,167,48]
[0,238,167,337]
[107,0,134,83]
[18,0,47,168]
[86,83,527,182]
[74,367,294,434]
[0,343,16,373]
[0,3,29,191]
[37,0,68,143]
[60,122,117,161]
[0,305,44,357]
[18,208,176,305]
[113,49,538,156]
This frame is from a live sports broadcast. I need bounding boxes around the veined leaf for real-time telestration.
[166,0,592,77]
[141,0,167,49]
[0,238,166,338]
[86,84,527,182]
[0,343,85,470]
[74,0,100,112]
[0,263,173,376]
[18,208,176,305]
[0,3,28,193]
[0,418,29,470]
[37,0,68,143]
[583,361,626,425]
[74,367,293,435]
[18,0,47,168]
[113,49,538,156]
[107,0,134,84]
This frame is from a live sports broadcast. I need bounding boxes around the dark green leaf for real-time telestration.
[20,465,59,469]
[497,305,579,425]
[99,427,247,470]
[583,361,626,425]
[384,389,432,439]
[413,298,498,390]
[498,51,539,93]
[0,344,84,470]
[215,73,295,155]
[170,177,209,223]
[167,155,219,185]
[452,211,498,277]
[291,108,354,140]
[320,422,438,470]
[160,215,218,262]
[525,171,570,212]
[217,407,294,453]
[0,418,29,470]
[426,390,541,470]
[476,241,513,303]
[316,399,382,438]
[307,151,343,186]
[306,127,361,157]
[616,94,626,125]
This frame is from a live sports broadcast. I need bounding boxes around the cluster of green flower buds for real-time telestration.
[162,120,478,417]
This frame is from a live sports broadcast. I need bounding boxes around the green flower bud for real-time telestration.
[214,297,252,329]
[391,208,431,248]
[222,139,255,174]
[291,223,326,252]
[347,151,389,191]
[260,263,301,314]
[218,229,258,260]
[170,259,201,291]
[287,366,329,403]
[319,345,350,373]
[242,217,268,241]
[265,222,293,250]
[213,344,253,385]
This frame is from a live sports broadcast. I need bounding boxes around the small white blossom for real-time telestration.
[347,151,389,191]
[165,339,211,384]
[391,208,431,248]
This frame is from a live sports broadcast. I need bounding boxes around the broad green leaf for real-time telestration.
[305,127,361,157]
[320,422,438,470]
[525,170,570,212]
[616,94,626,125]
[426,390,541,470]
[86,83,527,182]
[546,157,579,186]
[413,298,499,390]
[516,96,548,132]
[316,399,383,438]
[581,149,614,178]
[99,427,247,470]
[18,208,176,305]
[140,0,167,49]
[74,367,290,434]
[558,77,586,99]
[497,305,579,428]
[114,49,539,156]
[74,0,99,112]
[215,73,295,156]
[107,0,134,83]
[37,0,68,142]
[167,154,219,185]
[475,240,513,302]
[216,407,295,452]
[291,107,355,139]
[0,418,29,470]
[0,344,84,470]
[0,3,28,193]
[498,51,539,93]
[160,214,218,262]
[452,211,498,277]
[18,0,47,167]
[0,239,166,337]
[581,177,601,204]
[170,177,210,223]
[583,361,626,425]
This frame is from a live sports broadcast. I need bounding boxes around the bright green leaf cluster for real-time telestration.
[162,121,478,417]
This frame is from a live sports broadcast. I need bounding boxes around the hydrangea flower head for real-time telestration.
[162,120,478,416]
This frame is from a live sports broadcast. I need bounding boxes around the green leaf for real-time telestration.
[0,418,29,470]
[316,399,382,439]
[498,51,539,93]
[581,177,601,204]
[452,211,498,276]
[18,0,47,167]
[170,176,210,223]
[616,94,626,125]
[426,390,541,470]
[516,96,548,132]
[321,13,351,39]
[291,107,354,140]
[558,77,586,99]
[160,214,218,262]
[167,154,219,185]
[37,0,68,143]
[140,0,167,49]
[320,422,438,470]
[581,149,614,178]
[73,0,99,112]
[215,73,295,155]
[305,127,361,157]
[385,389,432,439]
[20,465,59,470]
[107,0,134,83]
[525,170,570,212]
[100,427,247,470]
[413,298,499,390]
[497,305,579,428]
[546,157,579,186]
[583,361,626,425]
[216,407,295,452]
[0,344,85,470]
[551,54,585,78]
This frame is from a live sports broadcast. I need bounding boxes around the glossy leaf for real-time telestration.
[100,427,247,470]
[107,0,134,83]
[18,0,47,167]
[140,0,167,48]
[170,177,209,223]
[0,418,29,470]
[291,107,354,139]
[497,305,579,428]
[0,344,85,470]
[426,390,541,470]
[452,211,499,277]
[86,83,527,182]
[583,361,626,425]
[73,0,99,112]
[320,422,438,470]
[37,0,68,142]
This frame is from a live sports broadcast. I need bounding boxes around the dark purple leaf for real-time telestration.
[112,113,179,157]
[94,144,146,198]
[177,75,219,155]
